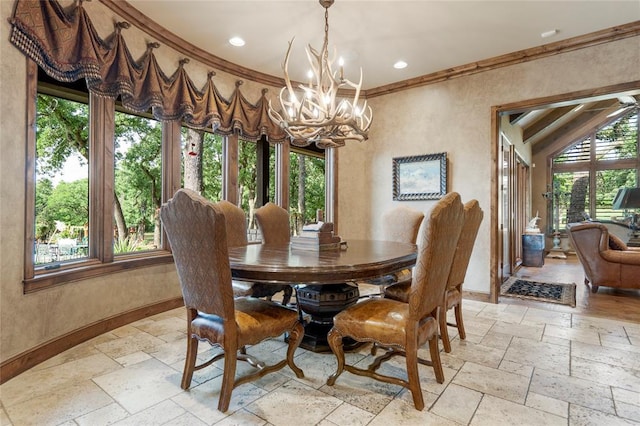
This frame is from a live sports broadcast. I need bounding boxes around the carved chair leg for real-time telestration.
[326,328,345,386]
[217,349,238,413]
[282,285,293,306]
[370,343,380,356]
[439,305,451,353]
[428,335,444,384]
[286,322,305,378]
[181,334,198,389]
[455,302,466,340]
[405,346,425,411]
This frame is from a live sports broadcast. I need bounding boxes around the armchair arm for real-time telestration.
[601,249,640,266]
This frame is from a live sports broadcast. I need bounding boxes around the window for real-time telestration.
[34,92,89,265]
[181,128,223,202]
[25,63,333,292]
[114,110,162,255]
[550,109,639,229]
[290,149,325,230]
[25,66,174,292]
[238,138,258,217]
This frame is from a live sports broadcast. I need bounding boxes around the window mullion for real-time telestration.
[222,134,239,204]
[256,138,269,207]
[89,92,115,262]
[325,147,338,233]
[161,120,182,251]
[24,59,38,280]
[275,142,290,209]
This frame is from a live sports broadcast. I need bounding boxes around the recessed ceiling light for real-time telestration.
[229,37,245,47]
[393,60,408,69]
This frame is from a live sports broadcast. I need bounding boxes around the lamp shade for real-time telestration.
[612,188,640,210]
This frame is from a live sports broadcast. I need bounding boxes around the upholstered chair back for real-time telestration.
[409,192,464,320]
[383,206,425,244]
[160,189,235,321]
[255,202,291,245]
[446,200,483,290]
[216,200,248,248]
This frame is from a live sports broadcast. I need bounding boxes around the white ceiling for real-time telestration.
[126,0,640,90]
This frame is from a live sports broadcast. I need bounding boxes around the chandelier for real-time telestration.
[268,0,373,149]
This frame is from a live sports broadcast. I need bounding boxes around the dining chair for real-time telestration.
[358,206,424,299]
[255,202,292,245]
[254,202,294,305]
[384,205,425,246]
[383,199,483,352]
[217,200,292,305]
[326,192,464,411]
[160,189,304,412]
[380,205,424,286]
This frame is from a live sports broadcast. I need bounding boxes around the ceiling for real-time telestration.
[123,1,639,153]
[509,95,639,156]
[126,0,640,91]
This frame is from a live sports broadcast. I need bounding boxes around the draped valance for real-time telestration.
[9,0,288,142]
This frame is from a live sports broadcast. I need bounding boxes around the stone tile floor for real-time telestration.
[1,284,639,425]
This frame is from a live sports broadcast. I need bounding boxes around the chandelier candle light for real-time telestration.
[268,0,373,149]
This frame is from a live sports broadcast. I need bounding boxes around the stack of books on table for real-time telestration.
[291,222,342,251]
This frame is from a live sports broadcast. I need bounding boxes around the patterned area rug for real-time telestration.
[500,277,576,307]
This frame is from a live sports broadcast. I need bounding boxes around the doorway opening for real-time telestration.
[492,81,640,303]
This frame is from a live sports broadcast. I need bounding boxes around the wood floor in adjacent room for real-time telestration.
[505,254,640,324]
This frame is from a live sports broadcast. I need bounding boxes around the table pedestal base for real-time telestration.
[296,283,359,352]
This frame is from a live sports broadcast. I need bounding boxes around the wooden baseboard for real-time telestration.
[463,290,491,303]
[0,297,184,384]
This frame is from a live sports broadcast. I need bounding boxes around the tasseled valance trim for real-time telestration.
[9,0,288,142]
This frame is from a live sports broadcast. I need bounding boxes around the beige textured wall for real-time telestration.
[337,36,640,293]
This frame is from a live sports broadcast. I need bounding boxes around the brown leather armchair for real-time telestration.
[567,222,640,293]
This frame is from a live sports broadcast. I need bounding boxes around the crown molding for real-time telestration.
[366,21,640,98]
[99,2,640,99]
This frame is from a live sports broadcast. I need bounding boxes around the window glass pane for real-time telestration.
[238,139,258,232]
[552,171,589,230]
[595,168,638,220]
[551,108,638,229]
[290,150,325,232]
[114,111,162,254]
[553,137,590,164]
[35,93,89,265]
[595,110,638,161]
[181,128,222,201]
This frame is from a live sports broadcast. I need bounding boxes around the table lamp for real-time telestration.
[612,187,640,245]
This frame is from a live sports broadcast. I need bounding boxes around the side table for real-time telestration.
[522,233,545,267]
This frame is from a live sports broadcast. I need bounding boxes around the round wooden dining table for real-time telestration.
[228,240,417,351]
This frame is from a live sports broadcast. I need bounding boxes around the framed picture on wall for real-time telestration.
[392,152,447,200]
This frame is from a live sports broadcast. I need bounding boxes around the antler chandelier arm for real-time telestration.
[268,0,372,148]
